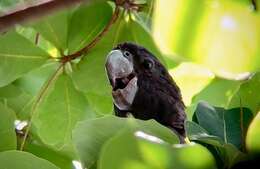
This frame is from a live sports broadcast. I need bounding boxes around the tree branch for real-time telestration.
[19,63,64,151]
[0,0,87,32]
[61,5,121,63]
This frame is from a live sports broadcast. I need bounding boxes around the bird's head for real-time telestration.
[105,42,172,111]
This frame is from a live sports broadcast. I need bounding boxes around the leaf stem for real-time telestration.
[61,5,121,63]
[35,33,40,45]
[19,63,63,150]
[239,96,246,152]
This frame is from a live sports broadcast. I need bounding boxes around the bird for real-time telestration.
[105,42,186,143]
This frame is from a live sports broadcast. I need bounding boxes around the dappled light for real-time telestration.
[0,0,259,169]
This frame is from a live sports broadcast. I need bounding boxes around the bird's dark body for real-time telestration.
[106,42,186,142]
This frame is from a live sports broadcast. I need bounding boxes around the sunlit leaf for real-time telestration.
[72,116,179,168]
[187,77,242,117]
[0,150,59,169]
[170,62,215,106]
[0,31,49,87]
[153,0,260,74]
[246,111,260,153]
[32,9,71,52]
[98,129,216,169]
[228,72,260,115]
[0,103,16,151]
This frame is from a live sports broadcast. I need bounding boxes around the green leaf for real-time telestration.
[0,31,49,87]
[72,116,179,168]
[32,9,71,52]
[228,72,260,115]
[219,144,246,169]
[186,121,223,147]
[0,150,59,169]
[32,74,95,157]
[2,62,59,120]
[153,0,260,74]
[0,103,16,151]
[25,142,74,169]
[68,2,113,54]
[246,112,260,153]
[0,86,31,119]
[193,102,253,150]
[187,77,242,117]
[98,129,216,169]
[0,84,22,98]
[14,62,60,96]
[169,62,214,107]
[192,77,242,108]
[127,17,165,63]
[86,92,113,116]
[186,121,246,168]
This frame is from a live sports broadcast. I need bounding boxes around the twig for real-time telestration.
[35,33,40,45]
[239,96,246,152]
[19,63,63,150]
[0,0,87,32]
[61,5,120,63]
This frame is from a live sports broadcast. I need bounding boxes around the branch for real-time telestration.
[61,5,120,63]
[0,0,87,32]
[19,63,63,150]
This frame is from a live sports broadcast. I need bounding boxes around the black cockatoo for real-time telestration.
[105,42,186,143]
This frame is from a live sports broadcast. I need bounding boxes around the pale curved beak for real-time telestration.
[105,50,133,89]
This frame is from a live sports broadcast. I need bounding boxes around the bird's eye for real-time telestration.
[143,60,153,70]
[123,51,131,58]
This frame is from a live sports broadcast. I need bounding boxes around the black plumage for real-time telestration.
[105,42,186,143]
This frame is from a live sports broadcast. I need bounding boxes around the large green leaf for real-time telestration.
[0,31,49,87]
[228,72,260,115]
[32,9,71,52]
[169,62,214,106]
[67,2,113,54]
[98,129,216,169]
[0,150,59,169]
[246,112,260,153]
[25,142,74,169]
[193,102,253,149]
[0,103,16,151]
[186,121,246,168]
[32,74,95,157]
[192,78,242,108]
[14,62,59,96]
[32,1,111,54]
[187,77,242,117]
[72,116,179,168]
[0,62,60,120]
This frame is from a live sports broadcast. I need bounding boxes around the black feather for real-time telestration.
[112,42,186,142]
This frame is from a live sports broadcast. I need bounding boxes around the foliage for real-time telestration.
[0,0,259,169]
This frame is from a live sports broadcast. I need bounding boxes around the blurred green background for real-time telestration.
[0,0,260,169]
